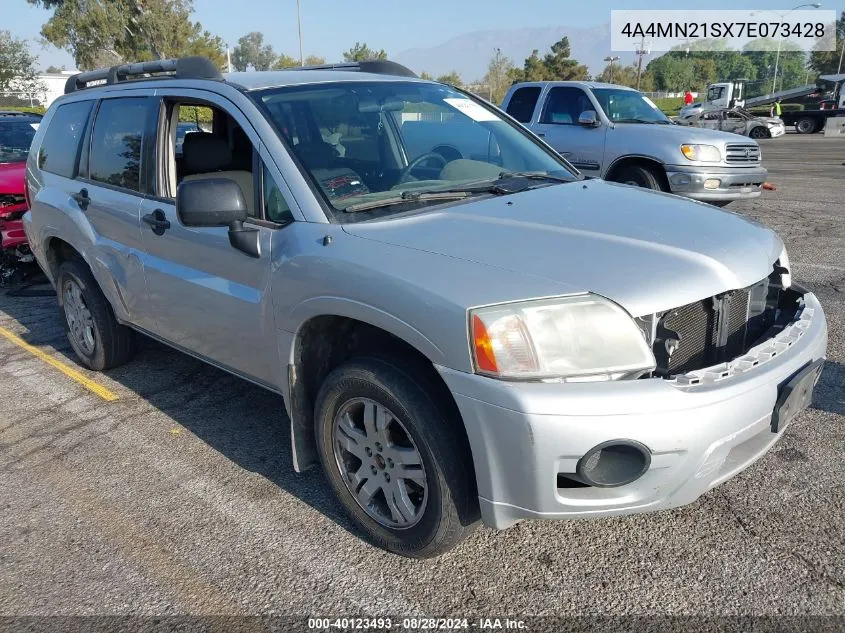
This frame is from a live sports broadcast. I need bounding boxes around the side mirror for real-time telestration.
[176,178,260,258]
[578,110,600,127]
[177,178,248,227]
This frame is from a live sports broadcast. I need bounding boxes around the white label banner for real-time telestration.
[611,9,837,52]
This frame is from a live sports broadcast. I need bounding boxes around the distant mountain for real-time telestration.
[395,23,642,81]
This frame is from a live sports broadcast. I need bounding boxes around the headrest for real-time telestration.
[182,133,232,173]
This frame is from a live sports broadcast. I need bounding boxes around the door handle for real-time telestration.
[536,132,546,137]
[142,209,171,236]
[71,188,90,211]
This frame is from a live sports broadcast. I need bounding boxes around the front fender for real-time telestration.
[286,295,446,366]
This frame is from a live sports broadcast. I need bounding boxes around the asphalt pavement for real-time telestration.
[0,134,843,620]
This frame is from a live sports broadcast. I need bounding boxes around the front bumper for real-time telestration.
[664,164,768,202]
[437,292,827,530]
[769,125,786,138]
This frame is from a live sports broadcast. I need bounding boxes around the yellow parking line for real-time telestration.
[0,325,118,402]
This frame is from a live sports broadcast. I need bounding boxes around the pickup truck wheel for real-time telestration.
[314,356,478,558]
[795,117,817,134]
[57,260,136,371]
[609,164,664,191]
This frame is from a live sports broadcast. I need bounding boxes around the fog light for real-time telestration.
[576,440,651,488]
[704,179,721,190]
[670,174,691,186]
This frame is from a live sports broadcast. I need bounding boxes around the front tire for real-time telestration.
[749,126,771,139]
[609,164,664,190]
[57,259,136,371]
[314,356,478,558]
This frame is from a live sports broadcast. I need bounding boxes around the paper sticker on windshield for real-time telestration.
[30,123,39,130]
[642,97,659,110]
[443,98,498,121]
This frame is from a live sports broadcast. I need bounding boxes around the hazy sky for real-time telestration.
[7,0,841,70]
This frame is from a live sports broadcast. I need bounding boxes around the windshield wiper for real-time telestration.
[615,118,671,125]
[497,171,573,183]
[343,186,508,213]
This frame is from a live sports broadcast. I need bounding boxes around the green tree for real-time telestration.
[274,54,300,69]
[595,62,653,90]
[513,49,550,82]
[343,42,387,62]
[436,71,462,87]
[45,64,65,73]
[419,71,433,80]
[742,40,808,94]
[483,49,515,104]
[0,30,44,95]
[26,0,225,70]
[809,11,845,75]
[304,55,325,65]
[231,31,276,71]
[543,37,589,80]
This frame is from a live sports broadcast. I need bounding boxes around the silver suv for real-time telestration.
[501,81,769,205]
[24,57,827,558]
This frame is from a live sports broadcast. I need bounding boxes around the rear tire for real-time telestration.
[314,355,479,558]
[795,117,817,134]
[57,259,136,371]
[609,164,664,191]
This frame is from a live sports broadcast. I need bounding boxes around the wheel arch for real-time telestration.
[604,155,669,190]
[285,305,472,483]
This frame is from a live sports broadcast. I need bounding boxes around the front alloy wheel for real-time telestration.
[332,398,427,528]
[314,356,479,558]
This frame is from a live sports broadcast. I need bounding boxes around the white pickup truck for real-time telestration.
[501,81,768,206]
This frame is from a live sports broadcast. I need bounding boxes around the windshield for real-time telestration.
[0,120,38,163]
[254,81,577,219]
[592,88,671,124]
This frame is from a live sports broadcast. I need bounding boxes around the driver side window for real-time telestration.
[540,87,592,125]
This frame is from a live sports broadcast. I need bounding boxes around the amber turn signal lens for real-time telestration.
[472,314,498,374]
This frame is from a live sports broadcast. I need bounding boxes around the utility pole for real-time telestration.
[635,38,649,91]
[297,0,304,66]
[604,55,620,83]
[492,47,501,102]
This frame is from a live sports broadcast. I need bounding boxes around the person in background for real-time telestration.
[770,97,783,118]
[684,89,694,106]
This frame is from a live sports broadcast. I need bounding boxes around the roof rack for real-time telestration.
[64,56,223,95]
[286,60,418,78]
[0,110,43,117]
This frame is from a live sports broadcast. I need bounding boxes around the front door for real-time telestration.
[529,86,607,175]
[137,94,281,388]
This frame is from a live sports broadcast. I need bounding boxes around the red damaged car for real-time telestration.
[0,111,41,285]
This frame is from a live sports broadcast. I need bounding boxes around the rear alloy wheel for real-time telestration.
[57,259,136,371]
[749,126,771,139]
[609,164,664,191]
[314,356,478,558]
[795,117,817,134]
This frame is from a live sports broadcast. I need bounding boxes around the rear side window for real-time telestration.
[38,101,94,178]
[505,87,541,123]
[89,98,153,193]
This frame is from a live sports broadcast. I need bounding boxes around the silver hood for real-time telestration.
[342,180,783,317]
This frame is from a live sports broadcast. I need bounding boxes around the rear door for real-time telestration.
[78,95,159,331]
[530,86,606,174]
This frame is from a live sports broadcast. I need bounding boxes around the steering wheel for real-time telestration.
[397,151,449,184]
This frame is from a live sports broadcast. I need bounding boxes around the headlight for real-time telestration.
[469,294,656,381]
[778,245,792,289]
[680,144,722,162]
